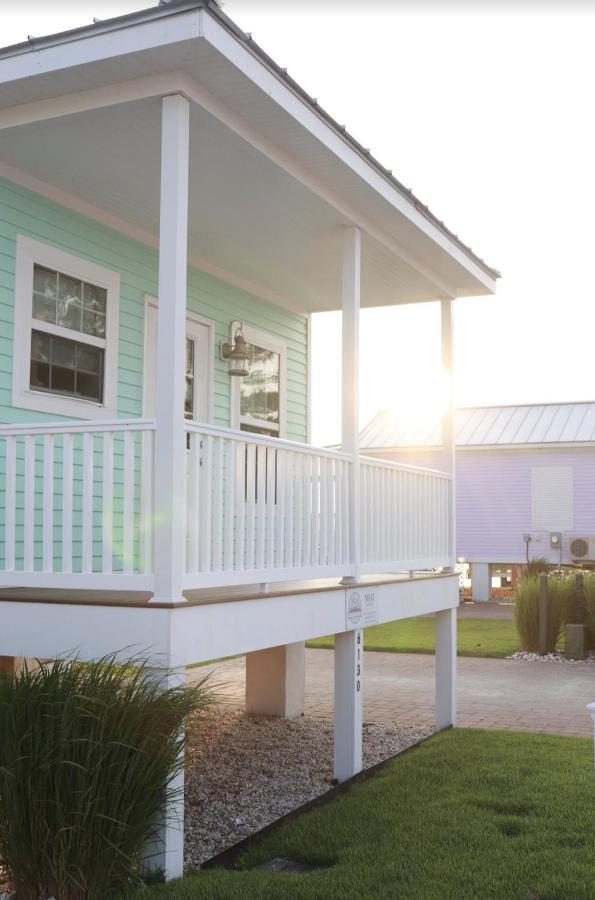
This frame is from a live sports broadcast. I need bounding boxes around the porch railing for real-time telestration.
[0,418,452,593]
[0,419,155,589]
[184,423,353,588]
[359,456,451,573]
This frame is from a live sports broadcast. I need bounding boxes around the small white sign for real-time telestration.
[345,590,378,629]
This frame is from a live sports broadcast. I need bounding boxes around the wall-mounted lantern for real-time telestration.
[220,320,250,377]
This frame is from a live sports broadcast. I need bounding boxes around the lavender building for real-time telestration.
[360,402,595,600]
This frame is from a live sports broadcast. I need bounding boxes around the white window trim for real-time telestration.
[12,234,120,419]
[143,295,214,422]
[231,323,287,438]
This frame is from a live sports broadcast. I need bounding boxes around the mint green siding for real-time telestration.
[0,175,309,438]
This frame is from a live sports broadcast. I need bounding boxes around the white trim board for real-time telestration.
[142,295,214,422]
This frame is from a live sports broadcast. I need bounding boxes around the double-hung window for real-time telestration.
[12,235,119,418]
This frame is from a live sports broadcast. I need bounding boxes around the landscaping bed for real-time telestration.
[184,709,432,868]
[146,728,595,899]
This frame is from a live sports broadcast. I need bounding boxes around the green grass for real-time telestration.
[142,729,594,899]
[306,615,519,658]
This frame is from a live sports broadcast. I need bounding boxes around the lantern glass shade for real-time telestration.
[220,321,250,377]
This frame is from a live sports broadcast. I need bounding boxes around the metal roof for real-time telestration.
[0,0,499,283]
[360,402,595,449]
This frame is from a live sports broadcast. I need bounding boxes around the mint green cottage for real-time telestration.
[0,0,498,879]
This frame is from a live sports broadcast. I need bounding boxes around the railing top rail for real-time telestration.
[0,418,156,436]
[360,453,452,479]
[186,420,353,462]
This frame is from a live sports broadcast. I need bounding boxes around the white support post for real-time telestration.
[245,642,305,718]
[435,608,457,729]
[472,562,491,602]
[440,298,456,572]
[334,628,363,781]
[141,665,186,881]
[341,226,361,583]
[152,94,190,604]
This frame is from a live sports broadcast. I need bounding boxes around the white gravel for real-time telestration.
[507,650,594,665]
[184,709,433,869]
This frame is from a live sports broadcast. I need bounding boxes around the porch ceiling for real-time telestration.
[0,3,498,313]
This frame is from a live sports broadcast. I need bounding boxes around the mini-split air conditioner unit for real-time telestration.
[569,536,595,565]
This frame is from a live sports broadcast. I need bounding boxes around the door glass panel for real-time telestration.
[185,337,195,419]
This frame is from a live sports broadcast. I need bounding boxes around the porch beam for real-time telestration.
[440,298,456,571]
[152,93,190,604]
[341,226,361,583]
[0,74,188,132]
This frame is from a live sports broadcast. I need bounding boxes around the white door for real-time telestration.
[143,302,212,422]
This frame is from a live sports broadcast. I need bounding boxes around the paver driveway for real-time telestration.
[193,649,594,737]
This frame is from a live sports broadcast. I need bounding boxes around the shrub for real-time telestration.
[514,574,569,652]
[0,656,213,900]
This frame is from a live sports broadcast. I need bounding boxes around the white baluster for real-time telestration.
[123,430,134,574]
[23,435,35,573]
[4,436,16,572]
[102,432,113,574]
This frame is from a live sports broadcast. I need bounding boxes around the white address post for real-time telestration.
[334,627,364,781]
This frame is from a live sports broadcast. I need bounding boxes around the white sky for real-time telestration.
[3,1,595,445]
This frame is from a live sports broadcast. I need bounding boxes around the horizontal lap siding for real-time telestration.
[0,176,308,439]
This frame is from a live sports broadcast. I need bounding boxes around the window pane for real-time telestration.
[240,343,280,425]
[76,372,101,401]
[32,293,57,324]
[30,361,50,390]
[33,265,57,298]
[83,282,107,314]
[82,309,106,338]
[76,343,100,373]
[31,331,50,362]
[52,337,76,370]
[57,273,83,332]
[185,338,195,418]
[51,365,75,394]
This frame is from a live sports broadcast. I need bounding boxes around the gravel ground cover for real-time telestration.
[184,710,433,868]
[507,650,594,665]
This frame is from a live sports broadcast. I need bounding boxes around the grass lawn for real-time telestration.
[306,615,519,658]
[143,729,593,899]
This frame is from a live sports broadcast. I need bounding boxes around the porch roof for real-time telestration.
[0,0,498,314]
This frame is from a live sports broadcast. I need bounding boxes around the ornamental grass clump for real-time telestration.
[513,574,569,652]
[0,655,213,900]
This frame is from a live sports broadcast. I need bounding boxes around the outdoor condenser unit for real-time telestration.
[569,536,595,565]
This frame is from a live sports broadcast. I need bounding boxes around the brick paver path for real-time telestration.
[193,650,594,737]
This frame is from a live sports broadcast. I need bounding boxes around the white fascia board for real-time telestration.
[171,574,458,665]
[0,600,173,663]
[0,7,204,86]
[201,15,497,296]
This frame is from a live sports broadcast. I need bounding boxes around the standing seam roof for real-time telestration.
[360,402,595,449]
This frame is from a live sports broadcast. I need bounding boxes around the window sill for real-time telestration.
[12,388,117,421]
